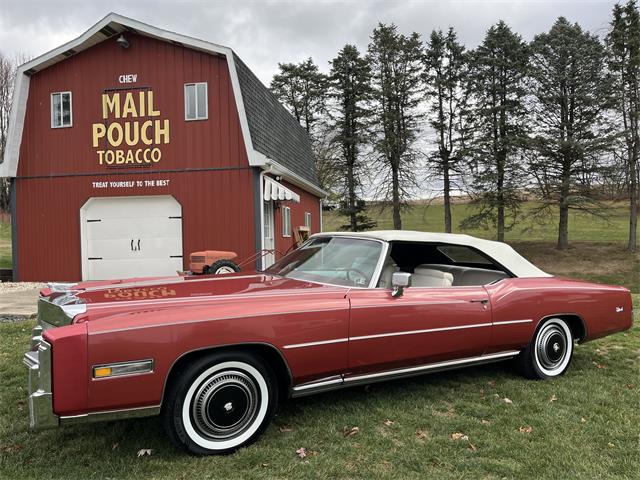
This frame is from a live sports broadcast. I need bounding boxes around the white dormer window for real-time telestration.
[51,92,72,128]
[184,82,208,121]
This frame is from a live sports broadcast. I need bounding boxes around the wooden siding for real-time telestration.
[274,179,322,256]
[18,33,247,177]
[15,169,255,281]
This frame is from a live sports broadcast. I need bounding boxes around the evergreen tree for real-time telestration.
[270,58,328,138]
[270,58,334,189]
[462,21,529,242]
[328,44,376,231]
[368,23,423,229]
[528,17,613,250]
[424,28,468,233]
[607,0,640,253]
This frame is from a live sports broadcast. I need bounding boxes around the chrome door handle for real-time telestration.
[469,299,488,304]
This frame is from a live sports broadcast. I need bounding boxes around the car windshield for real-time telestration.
[265,236,383,287]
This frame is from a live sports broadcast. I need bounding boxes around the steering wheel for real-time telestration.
[346,268,368,286]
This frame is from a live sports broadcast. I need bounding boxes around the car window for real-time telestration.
[265,237,383,287]
[437,245,492,265]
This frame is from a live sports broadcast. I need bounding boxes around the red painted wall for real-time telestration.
[15,169,255,281]
[274,179,322,257]
[14,34,256,281]
[18,33,247,177]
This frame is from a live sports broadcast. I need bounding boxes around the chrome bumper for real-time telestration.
[24,337,59,430]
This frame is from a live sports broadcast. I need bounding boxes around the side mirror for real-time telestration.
[391,272,411,298]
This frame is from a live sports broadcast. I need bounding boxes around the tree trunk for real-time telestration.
[392,165,402,230]
[496,153,505,242]
[629,154,638,253]
[347,153,357,232]
[443,156,452,233]
[558,158,571,250]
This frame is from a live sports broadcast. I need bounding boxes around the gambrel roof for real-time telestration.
[0,13,323,196]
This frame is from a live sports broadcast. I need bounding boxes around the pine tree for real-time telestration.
[424,28,468,233]
[462,21,529,242]
[607,0,640,253]
[528,17,613,250]
[368,23,423,230]
[270,58,328,138]
[328,44,376,231]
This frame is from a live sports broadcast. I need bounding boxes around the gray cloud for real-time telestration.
[0,0,618,84]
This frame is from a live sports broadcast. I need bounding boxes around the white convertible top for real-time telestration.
[312,230,551,278]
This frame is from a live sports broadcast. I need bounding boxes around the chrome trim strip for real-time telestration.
[92,359,154,379]
[290,350,520,397]
[494,319,533,325]
[59,405,161,425]
[283,338,349,349]
[351,300,468,309]
[349,322,493,342]
[291,376,343,394]
[343,350,520,385]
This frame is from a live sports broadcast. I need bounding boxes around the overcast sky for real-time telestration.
[0,0,620,85]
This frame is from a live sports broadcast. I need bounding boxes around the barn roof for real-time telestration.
[0,13,323,196]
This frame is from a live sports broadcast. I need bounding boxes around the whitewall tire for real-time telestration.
[516,317,574,380]
[163,352,278,455]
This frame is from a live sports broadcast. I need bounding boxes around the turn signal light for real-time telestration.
[94,367,112,378]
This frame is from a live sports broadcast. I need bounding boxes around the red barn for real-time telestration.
[1,13,324,281]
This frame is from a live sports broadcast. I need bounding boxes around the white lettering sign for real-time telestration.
[118,74,138,84]
[91,179,171,189]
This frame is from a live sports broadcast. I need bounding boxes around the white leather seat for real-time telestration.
[411,267,454,287]
[418,264,507,286]
[378,257,400,288]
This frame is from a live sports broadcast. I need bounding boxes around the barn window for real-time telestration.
[305,212,312,229]
[184,82,208,120]
[51,92,72,128]
[282,206,291,237]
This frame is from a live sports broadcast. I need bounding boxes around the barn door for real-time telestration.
[80,195,183,280]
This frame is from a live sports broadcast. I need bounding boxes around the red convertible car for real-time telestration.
[24,231,633,454]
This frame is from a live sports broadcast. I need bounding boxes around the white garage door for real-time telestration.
[80,195,183,280]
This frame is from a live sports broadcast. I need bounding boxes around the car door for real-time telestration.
[346,285,492,376]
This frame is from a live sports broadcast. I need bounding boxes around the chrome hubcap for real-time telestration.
[536,325,567,370]
[191,370,259,440]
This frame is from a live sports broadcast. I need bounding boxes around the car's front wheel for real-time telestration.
[515,317,574,379]
[163,351,278,455]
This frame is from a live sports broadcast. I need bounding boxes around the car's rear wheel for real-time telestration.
[163,351,277,455]
[515,317,574,380]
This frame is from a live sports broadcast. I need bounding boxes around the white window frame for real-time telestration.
[282,206,291,237]
[184,82,208,121]
[304,212,312,229]
[51,91,73,128]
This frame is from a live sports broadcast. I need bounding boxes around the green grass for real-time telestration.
[0,223,10,269]
[0,297,638,479]
[323,201,632,243]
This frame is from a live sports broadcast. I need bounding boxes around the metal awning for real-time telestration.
[263,177,300,203]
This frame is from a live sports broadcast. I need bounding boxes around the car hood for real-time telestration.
[44,273,337,307]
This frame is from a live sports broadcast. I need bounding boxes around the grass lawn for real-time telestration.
[0,223,10,269]
[0,297,638,479]
[322,201,633,243]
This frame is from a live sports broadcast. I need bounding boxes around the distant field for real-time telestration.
[323,201,631,243]
[0,222,10,269]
